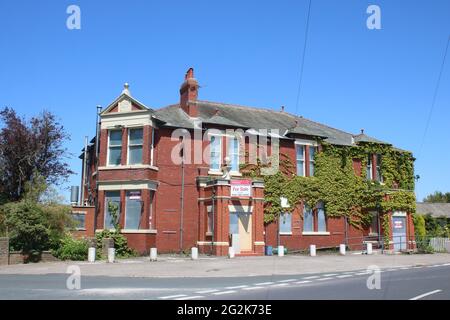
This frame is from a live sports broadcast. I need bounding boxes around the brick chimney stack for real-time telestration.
[180,67,199,117]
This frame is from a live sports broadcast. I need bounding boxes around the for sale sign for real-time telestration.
[394,220,403,229]
[230,180,252,197]
[128,191,141,200]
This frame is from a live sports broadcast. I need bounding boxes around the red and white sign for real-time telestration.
[394,220,403,229]
[128,191,141,200]
[230,180,252,197]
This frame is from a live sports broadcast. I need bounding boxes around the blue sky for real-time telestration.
[0,0,449,202]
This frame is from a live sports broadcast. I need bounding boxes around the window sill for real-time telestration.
[208,170,223,176]
[368,233,379,237]
[121,229,157,234]
[230,171,242,177]
[99,165,159,171]
[205,232,213,236]
[95,229,116,233]
[279,232,292,236]
[302,231,330,236]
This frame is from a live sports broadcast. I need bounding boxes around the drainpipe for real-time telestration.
[94,105,102,234]
[211,189,216,256]
[81,136,88,206]
[179,146,185,253]
[344,215,348,247]
[277,216,280,248]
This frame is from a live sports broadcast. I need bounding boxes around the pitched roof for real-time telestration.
[353,133,390,145]
[416,202,450,218]
[153,100,394,147]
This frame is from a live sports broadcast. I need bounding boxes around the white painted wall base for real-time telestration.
[107,248,115,263]
[310,244,316,257]
[150,248,157,261]
[191,247,198,260]
[88,247,96,263]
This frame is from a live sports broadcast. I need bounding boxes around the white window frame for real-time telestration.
[296,145,306,177]
[367,154,373,180]
[124,190,143,230]
[317,201,327,232]
[209,134,222,172]
[127,127,144,165]
[295,140,317,177]
[71,212,86,231]
[375,154,383,182]
[107,129,123,166]
[228,136,240,174]
[104,191,121,230]
[279,212,292,235]
[309,146,317,177]
[150,127,155,166]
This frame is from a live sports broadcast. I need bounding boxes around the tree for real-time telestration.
[412,213,426,239]
[423,191,450,203]
[0,107,73,201]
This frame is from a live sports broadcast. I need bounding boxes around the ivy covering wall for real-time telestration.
[242,141,416,232]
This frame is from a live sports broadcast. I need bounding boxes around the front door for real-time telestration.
[392,216,407,251]
[229,212,252,253]
[238,213,252,252]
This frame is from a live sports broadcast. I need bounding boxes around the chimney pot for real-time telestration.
[281,106,285,112]
[185,68,194,80]
[180,67,199,116]
[361,128,365,134]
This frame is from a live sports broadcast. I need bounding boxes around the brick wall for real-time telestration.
[71,206,95,238]
[0,238,8,265]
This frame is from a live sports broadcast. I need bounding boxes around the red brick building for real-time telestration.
[72,68,415,255]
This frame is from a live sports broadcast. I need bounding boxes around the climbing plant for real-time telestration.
[241,141,416,229]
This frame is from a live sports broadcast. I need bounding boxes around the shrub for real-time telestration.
[53,235,88,261]
[0,200,72,253]
[42,204,74,250]
[2,201,51,252]
[96,230,137,258]
[413,213,427,239]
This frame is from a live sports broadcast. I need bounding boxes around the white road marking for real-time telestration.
[294,280,312,284]
[277,279,297,283]
[243,286,266,291]
[213,290,237,295]
[271,283,289,287]
[355,272,370,275]
[175,296,204,300]
[343,271,356,274]
[400,267,409,270]
[159,294,187,299]
[225,285,248,289]
[316,277,334,281]
[409,290,442,301]
[336,274,353,279]
[254,282,274,286]
[196,289,219,294]
[303,275,320,279]
[324,274,338,277]
[387,268,397,272]
[442,263,450,266]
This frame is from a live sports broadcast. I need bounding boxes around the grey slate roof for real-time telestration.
[353,133,390,145]
[416,202,450,218]
[154,101,351,144]
[153,100,401,148]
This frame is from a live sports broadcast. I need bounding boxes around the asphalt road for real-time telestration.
[0,263,449,300]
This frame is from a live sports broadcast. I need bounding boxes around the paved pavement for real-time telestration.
[0,263,449,299]
[1,253,450,278]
